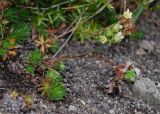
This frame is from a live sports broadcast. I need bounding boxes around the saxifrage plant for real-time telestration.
[0,0,156,100]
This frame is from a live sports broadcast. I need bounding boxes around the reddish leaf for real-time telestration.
[46,23,66,36]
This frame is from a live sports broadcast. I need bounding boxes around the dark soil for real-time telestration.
[0,10,160,114]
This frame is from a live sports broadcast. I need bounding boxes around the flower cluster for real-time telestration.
[99,9,135,44]
[99,22,124,44]
[123,9,132,19]
[119,9,136,35]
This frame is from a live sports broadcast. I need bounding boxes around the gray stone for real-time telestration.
[68,105,76,111]
[109,109,115,114]
[0,79,3,86]
[135,112,144,114]
[133,77,160,108]
[139,40,154,52]
[136,49,147,56]
[155,43,160,50]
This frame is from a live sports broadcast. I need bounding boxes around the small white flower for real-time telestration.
[117,32,124,39]
[99,36,108,44]
[113,23,123,31]
[113,32,124,42]
[123,9,132,19]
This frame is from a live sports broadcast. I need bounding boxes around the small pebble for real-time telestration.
[135,112,144,114]
[68,105,76,111]
[109,109,115,114]
[136,48,147,55]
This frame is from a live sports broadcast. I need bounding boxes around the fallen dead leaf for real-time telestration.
[34,36,53,53]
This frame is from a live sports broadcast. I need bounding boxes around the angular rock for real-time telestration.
[139,40,154,52]
[133,77,160,108]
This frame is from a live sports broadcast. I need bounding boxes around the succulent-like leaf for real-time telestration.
[25,65,35,75]
[47,80,67,100]
[29,50,43,64]
[39,77,67,100]
[46,69,62,81]
[124,70,137,82]
[54,62,65,71]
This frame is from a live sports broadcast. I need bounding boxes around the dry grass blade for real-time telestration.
[51,16,83,59]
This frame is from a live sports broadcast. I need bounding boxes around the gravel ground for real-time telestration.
[0,10,160,114]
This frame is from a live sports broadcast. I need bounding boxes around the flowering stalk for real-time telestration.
[98,9,135,44]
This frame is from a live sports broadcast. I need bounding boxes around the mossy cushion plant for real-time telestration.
[124,70,137,82]
[25,49,43,74]
[53,62,65,71]
[46,69,62,81]
[47,80,67,101]
[39,69,67,100]
[0,38,17,60]
[24,49,67,100]
[38,78,67,100]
